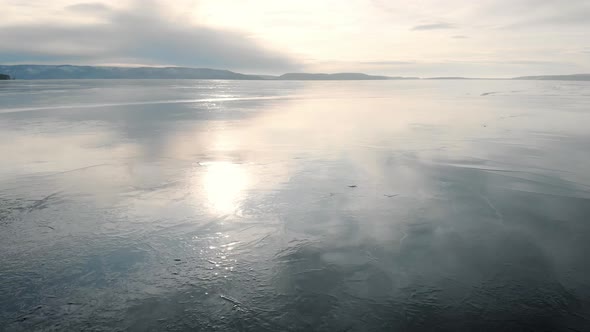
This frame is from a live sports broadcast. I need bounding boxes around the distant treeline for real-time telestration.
[0,73,11,80]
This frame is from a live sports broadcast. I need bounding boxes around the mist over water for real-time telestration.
[1,79,590,331]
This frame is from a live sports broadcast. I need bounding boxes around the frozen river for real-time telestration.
[1,79,590,331]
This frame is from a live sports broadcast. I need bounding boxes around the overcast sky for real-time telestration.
[1,0,589,76]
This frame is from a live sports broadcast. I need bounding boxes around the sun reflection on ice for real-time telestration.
[199,161,249,215]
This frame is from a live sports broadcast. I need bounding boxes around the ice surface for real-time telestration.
[1,79,590,331]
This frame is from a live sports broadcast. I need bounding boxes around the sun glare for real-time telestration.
[200,161,249,215]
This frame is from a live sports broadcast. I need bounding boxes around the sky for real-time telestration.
[0,0,589,77]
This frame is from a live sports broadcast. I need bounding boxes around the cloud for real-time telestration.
[480,0,590,29]
[0,1,301,72]
[66,2,111,13]
[411,22,455,31]
[359,61,415,65]
[1,0,589,76]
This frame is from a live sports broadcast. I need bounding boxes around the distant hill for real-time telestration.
[2,64,589,81]
[278,73,402,80]
[0,65,264,80]
[0,65,412,80]
[512,74,590,81]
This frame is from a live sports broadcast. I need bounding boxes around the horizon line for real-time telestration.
[1,64,590,81]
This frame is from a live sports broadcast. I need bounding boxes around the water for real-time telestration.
[1,79,590,331]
